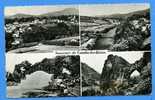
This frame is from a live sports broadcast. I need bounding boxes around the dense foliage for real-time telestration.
[6,55,80,84]
[111,9,150,51]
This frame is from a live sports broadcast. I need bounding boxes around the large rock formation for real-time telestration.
[101,55,130,82]
[100,52,151,95]
[6,55,80,84]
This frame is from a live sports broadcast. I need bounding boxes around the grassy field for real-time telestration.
[7,36,79,53]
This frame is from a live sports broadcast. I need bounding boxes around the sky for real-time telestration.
[6,53,56,73]
[5,4,149,17]
[80,3,150,16]
[81,52,144,74]
[6,52,145,74]
[5,5,78,16]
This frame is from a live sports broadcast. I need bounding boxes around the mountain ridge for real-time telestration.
[6,8,79,19]
[96,8,149,19]
[82,62,100,81]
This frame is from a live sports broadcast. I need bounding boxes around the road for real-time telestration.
[7,45,79,53]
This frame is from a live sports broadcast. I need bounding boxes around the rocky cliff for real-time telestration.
[111,9,150,51]
[100,52,151,95]
[101,54,130,82]
[6,55,80,83]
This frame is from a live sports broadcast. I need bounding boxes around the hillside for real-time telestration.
[81,62,100,87]
[6,8,79,19]
[98,8,150,19]
[40,8,79,17]
[6,13,34,19]
[111,8,150,51]
[82,63,100,80]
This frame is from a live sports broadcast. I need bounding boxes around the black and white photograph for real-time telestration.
[4,3,152,98]
[6,53,80,98]
[81,52,151,96]
[5,5,79,53]
[80,4,151,51]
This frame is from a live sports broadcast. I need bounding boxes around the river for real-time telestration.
[7,71,55,98]
[94,27,117,50]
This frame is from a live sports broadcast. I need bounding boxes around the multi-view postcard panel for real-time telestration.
[5,3,151,98]
[81,52,151,96]
[5,5,80,53]
[80,4,151,51]
[6,53,81,97]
